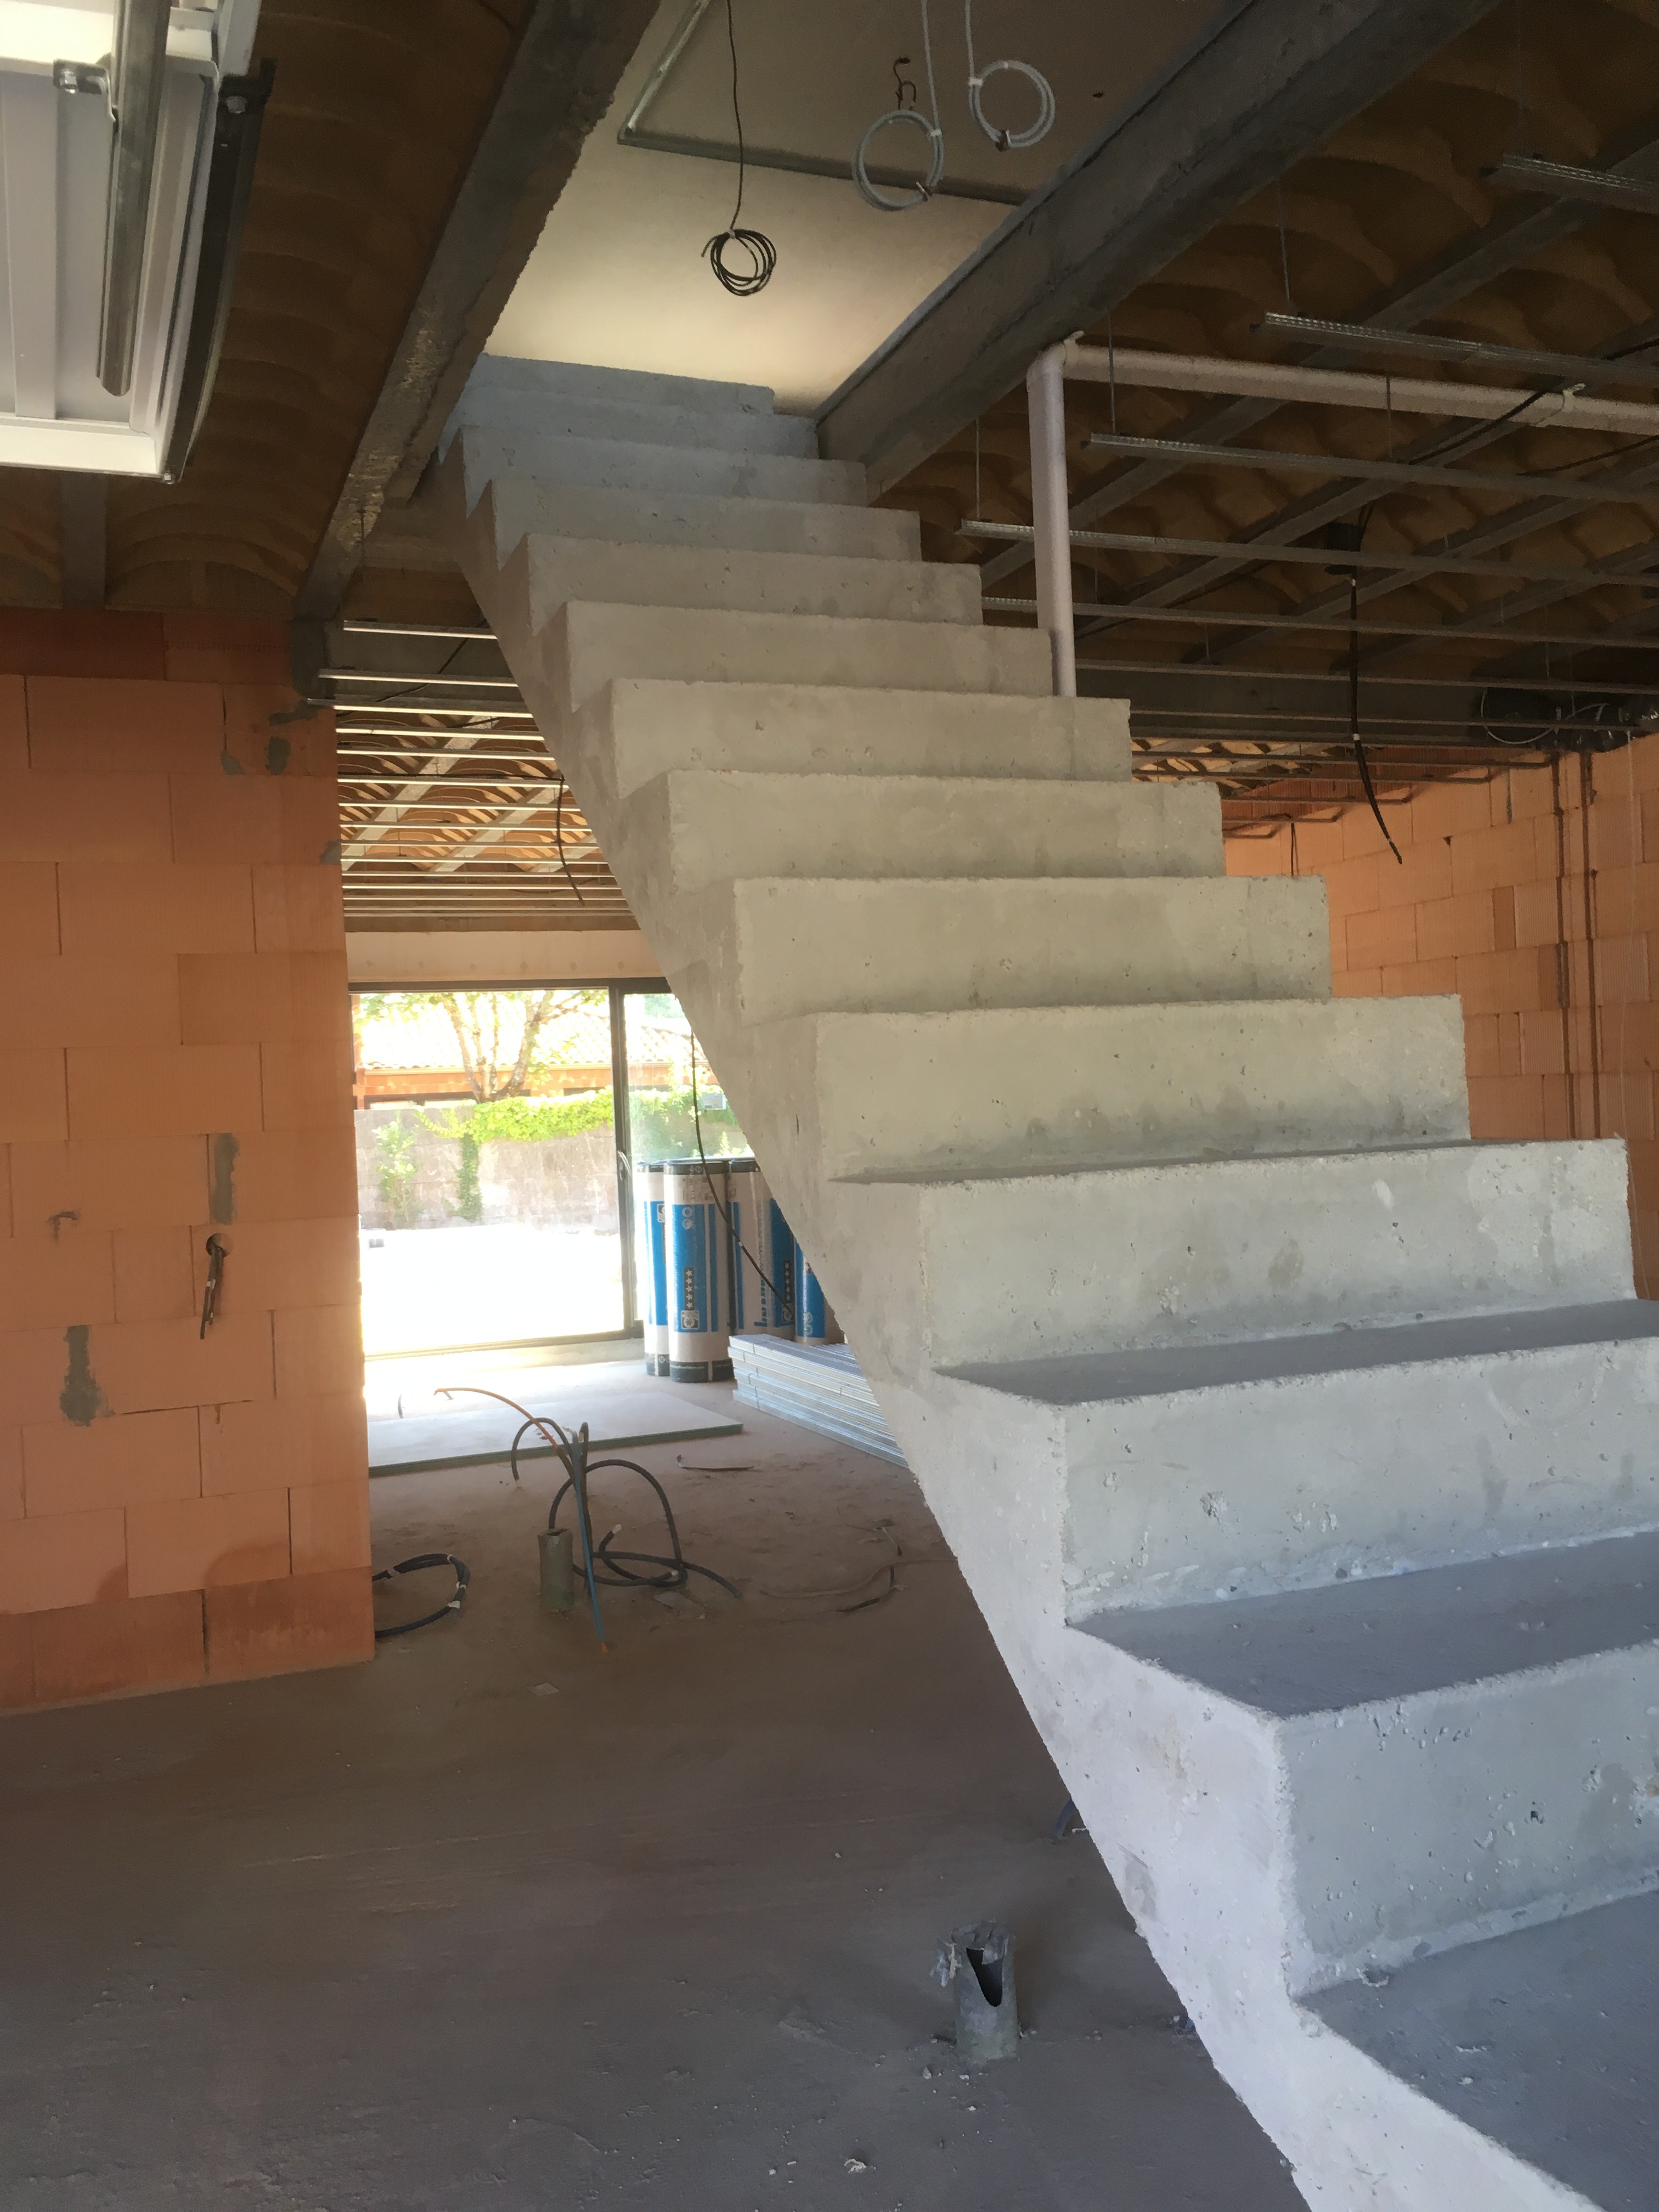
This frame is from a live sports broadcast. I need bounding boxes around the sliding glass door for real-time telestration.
[352,981,744,1359]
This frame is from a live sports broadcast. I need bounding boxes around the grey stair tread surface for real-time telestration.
[1308,1891,1659,2211]
[1078,1528,1659,1714]
[949,1300,1659,1406]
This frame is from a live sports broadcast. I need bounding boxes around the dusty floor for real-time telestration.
[0,1392,1302,2211]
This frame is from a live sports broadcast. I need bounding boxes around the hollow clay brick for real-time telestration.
[58,862,256,955]
[27,677,223,777]
[0,772,172,865]
[0,1424,20,1519]
[195,1218,359,1316]
[23,1404,201,1516]
[9,1136,208,1235]
[0,864,60,955]
[289,1480,371,1576]
[88,1310,274,1416]
[0,1227,114,1330]
[200,1390,366,1497]
[126,1486,290,1596]
[0,1053,69,1146]
[0,1325,88,1426]
[0,952,180,1051]
[178,951,351,1046]
[223,1126,358,1221]
[114,1226,197,1324]
[0,1506,126,1612]
[67,1045,263,1139]
[251,864,347,952]
[273,1304,363,1401]
[29,1589,204,1705]
[259,1037,353,1131]
[204,1565,373,1682]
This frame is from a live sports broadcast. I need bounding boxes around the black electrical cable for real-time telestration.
[438,1387,741,1646]
[371,1551,470,1638]
[704,0,775,295]
[552,771,586,905]
[1327,506,1402,865]
[689,1036,792,1319]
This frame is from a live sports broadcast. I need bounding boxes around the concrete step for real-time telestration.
[523,535,981,627]
[1086,1530,1659,1994]
[836,1138,1633,1368]
[580,680,1134,797]
[635,770,1221,888]
[1308,1884,1659,2209]
[452,388,818,458]
[542,601,1054,715]
[457,354,778,419]
[477,477,921,566]
[943,1300,1659,1613]
[763,994,1469,1181]
[702,876,1330,1021]
[448,424,864,507]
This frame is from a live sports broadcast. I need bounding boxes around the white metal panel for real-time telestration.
[1,70,58,417]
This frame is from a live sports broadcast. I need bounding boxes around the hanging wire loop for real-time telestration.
[964,0,1054,151]
[854,108,945,209]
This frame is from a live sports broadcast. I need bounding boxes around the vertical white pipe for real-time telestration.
[1025,344,1075,698]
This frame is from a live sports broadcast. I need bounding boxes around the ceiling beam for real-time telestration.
[816,0,1503,494]
[981,112,1659,591]
[295,0,658,620]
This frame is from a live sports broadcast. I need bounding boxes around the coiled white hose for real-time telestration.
[853,0,1054,213]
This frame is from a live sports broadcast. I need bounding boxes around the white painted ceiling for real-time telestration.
[488,0,1224,417]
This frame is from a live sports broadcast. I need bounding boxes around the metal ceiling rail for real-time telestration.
[1488,154,1659,214]
[966,518,1659,590]
[341,620,498,641]
[1252,313,1659,391]
[982,595,1659,658]
[1056,341,1659,436]
[319,671,522,691]
[1078,432,1659,509]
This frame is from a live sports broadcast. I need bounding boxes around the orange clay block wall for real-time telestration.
[1226,733,1659,1297]
[0,611,371,1711]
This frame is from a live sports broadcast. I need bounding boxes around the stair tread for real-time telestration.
[1308,1889,1659,2210]
[949,1299,1659,1405]
[1079,1526,1659,1714]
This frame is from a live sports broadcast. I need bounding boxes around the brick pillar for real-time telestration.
[0,612,372,1711]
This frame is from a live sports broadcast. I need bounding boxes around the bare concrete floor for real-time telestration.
[0,1395,1302,2211]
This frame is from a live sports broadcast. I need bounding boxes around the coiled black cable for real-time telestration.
[372,1551,470,1639]
[704,0,775,295]
[437,1386,741,1648]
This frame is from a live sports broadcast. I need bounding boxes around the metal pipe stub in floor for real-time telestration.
[936,1921,1020,2063]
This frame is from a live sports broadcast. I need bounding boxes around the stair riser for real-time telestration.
[450,426,864,506]
[1283,1651,1659,1990]
[836,1140,1632,1367]
[485,479,921,564]
[866,1369,1569,2212]
[452,388,818,457]
[650,770,1223,888]
[586,681,1134,796]
[1056,1330,1659,1611]
[524,537,981,628]
[771,997,1469,1180]
[547,601,1054,714]
[711,877,1330,1020]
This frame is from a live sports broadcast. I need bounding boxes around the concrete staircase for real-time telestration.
[435,356,1659,2210]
